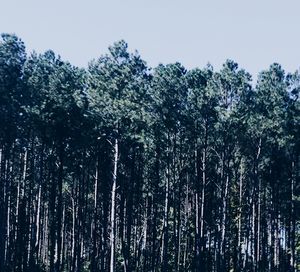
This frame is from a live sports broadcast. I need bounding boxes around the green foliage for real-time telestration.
[88,40,151,144]
[0,33,26,142]
[151,62,188,132]
[0,33,299,272]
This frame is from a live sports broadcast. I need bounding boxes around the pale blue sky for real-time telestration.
[1,0,300,80]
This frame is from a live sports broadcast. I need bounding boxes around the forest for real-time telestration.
[0,33,299,272]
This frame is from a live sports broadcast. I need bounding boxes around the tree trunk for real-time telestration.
[92,160,99,272]
[110,138,118,272]
[161,165,170,272]
[237,160,244,271]
[55,143,64,272]
[290,160,296,272]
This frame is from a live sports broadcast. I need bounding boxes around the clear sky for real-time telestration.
[1,0,300,81]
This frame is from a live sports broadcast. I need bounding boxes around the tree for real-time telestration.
[88,40,150,272]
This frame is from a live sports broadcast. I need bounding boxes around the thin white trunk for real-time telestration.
[110,138,118,272]
[257,178,261,266]
[161,170,169,259]
[44,207,48,266]
[183,175,189,269]
[71,197,75,268]
[221,175,229,253]
[200,149,206,238]
[93,163,98,240]
[61,204,65,266]
[252,199,255,262]
[5,191,10,262]
[94,163,98,210]
[35,184,42,248]
[238,162,243,251]
[290,161,295,271]
[256,138,261,268]
[274,215,280,269]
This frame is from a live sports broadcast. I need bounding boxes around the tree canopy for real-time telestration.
[0,33,299,272]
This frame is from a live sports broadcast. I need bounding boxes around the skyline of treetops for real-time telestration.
[0,33,299,272]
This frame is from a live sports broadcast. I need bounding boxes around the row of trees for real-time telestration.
[0,33,299,272]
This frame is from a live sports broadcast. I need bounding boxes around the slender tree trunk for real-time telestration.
[236,160,244,272]
[290,160,296,272]
[199,147,206,270]
[0,147,4,272]
[194,137,201,271]
[161,165,170,272]
[256,177,261,271]
[255,138,261,272]
[55,143,64,272]
[71,195,76,272]
[110,138,118,272]
[92,160,99,272]
[221,173,229,270]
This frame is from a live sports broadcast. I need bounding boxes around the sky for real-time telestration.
[1,0,300,82]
